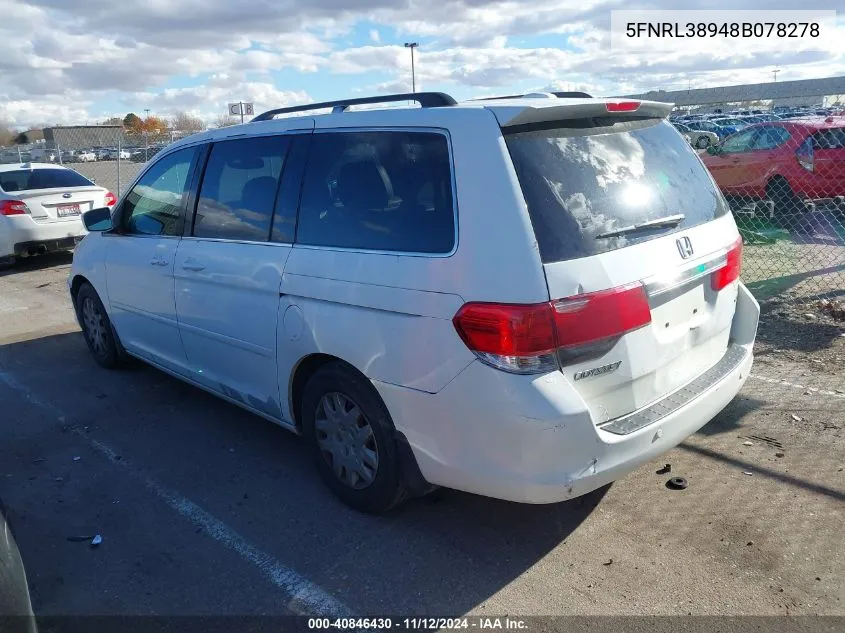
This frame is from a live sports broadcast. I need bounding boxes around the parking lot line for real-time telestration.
[0,369,353,619]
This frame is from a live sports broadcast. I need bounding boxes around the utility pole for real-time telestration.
[404,42,419,93]
[772,68,780,83]
[239,102,245,124]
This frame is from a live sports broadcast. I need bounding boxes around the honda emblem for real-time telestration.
[676,236,694,259]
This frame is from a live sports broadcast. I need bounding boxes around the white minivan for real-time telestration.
[69,92,760,513]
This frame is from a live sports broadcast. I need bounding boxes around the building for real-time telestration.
[42,125,125,150]
[619,75,845,111]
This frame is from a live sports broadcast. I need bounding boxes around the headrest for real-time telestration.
[335,161,392,211]
[240,176,278,208]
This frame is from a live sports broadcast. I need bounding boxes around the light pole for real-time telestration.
[772,68,780,83]
[404,42,418,93]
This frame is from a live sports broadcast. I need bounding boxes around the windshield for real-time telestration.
[0,168,94,193]
[504,119,729,263]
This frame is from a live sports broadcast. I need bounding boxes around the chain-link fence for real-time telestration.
[0,126,196,197]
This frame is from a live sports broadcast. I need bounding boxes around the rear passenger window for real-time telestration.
[812,128,845,149]
[193,136,289,241]
[752,127,791,150]
[296,131,454,254]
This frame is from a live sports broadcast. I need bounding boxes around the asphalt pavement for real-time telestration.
[0,254,842,620]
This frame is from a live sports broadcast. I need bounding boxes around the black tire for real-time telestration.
[767,178,812,234]
[301,362,406,514]
[696,135,710,149]
[75,282,126,369]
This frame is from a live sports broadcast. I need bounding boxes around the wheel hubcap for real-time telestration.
[314,392,379,490]
[82,297,107,357]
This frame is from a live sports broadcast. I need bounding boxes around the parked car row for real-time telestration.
[0,144,174,166]
[699,115,845,221]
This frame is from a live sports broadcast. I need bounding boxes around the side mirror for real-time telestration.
[83,207,113,232]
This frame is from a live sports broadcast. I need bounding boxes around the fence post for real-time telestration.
[116,136,121,197]
[57,142,63,165]
[17,146,21,162]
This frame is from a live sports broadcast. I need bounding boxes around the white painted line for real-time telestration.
[749,373,845,399]
[0,370,353,618]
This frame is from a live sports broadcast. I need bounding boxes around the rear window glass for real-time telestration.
[812,128,845,149]
[0,169,93,193]
[505,119,729,263]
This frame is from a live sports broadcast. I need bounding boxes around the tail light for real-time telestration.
[606,101,640,113]
[711,237,743,291]
[796,137,814,172]
[453,283,651,375]
[0,200,30,216]
[104,191,117,207]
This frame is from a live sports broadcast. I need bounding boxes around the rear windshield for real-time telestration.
[505,119,729,263]
[0,169,94,193]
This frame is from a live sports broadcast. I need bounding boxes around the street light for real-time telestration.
[404,42,418,93]
[772,68,781,83]
[143,109,151,162]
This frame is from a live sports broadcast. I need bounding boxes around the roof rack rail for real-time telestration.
[469,91,593,102]
[251,92,458,122]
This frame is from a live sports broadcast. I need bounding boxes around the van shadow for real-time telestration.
[2,332,603,617]
[0,252,73,277]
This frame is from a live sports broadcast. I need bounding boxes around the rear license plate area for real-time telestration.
[57,203,81,217]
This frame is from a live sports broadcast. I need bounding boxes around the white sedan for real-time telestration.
[673,122,720,149]
[77,150,97,162]
[108,148,132,160]
[0,163,116,263]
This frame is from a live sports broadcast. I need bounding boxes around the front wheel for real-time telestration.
[696,135,711,149]
[301,362,406,514]
[75,283,126,369]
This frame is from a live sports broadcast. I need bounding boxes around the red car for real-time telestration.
[701,116,845,216]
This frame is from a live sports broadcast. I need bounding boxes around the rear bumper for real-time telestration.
[375,282,760,504]
[1,215,86,257]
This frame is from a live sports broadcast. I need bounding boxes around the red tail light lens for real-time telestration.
[104,191,117,207]
[795,137,814,172]
[0,200,30,216]
[453,302,557,356]
[606,101,641,113]
[711,237,743,291]
[552,283,651,348]
[453,283,652,374]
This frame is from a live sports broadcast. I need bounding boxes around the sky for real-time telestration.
[1,0,844,129]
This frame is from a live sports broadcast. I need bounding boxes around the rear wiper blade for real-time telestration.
[594,214,685,240]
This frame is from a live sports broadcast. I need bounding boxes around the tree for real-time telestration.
[123,113,142,130]
[140,116,168,134]
[14,132,28,145]
[0,123,15,146]
[102,117,124,127]
[214,114,239,128]
[171,111,205,132]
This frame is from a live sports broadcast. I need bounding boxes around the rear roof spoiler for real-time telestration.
[492,100,675,129]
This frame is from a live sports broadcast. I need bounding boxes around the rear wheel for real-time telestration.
[766,177,810,233]
[695,135,711,149]
[75,283,126,369]
[301,362,406,514]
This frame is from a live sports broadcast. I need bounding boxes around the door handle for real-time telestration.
[182,259,205,272]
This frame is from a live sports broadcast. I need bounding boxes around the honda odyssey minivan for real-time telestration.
[68,91,760,513]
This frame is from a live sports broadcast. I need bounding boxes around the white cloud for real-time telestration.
[0,0,843,129]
